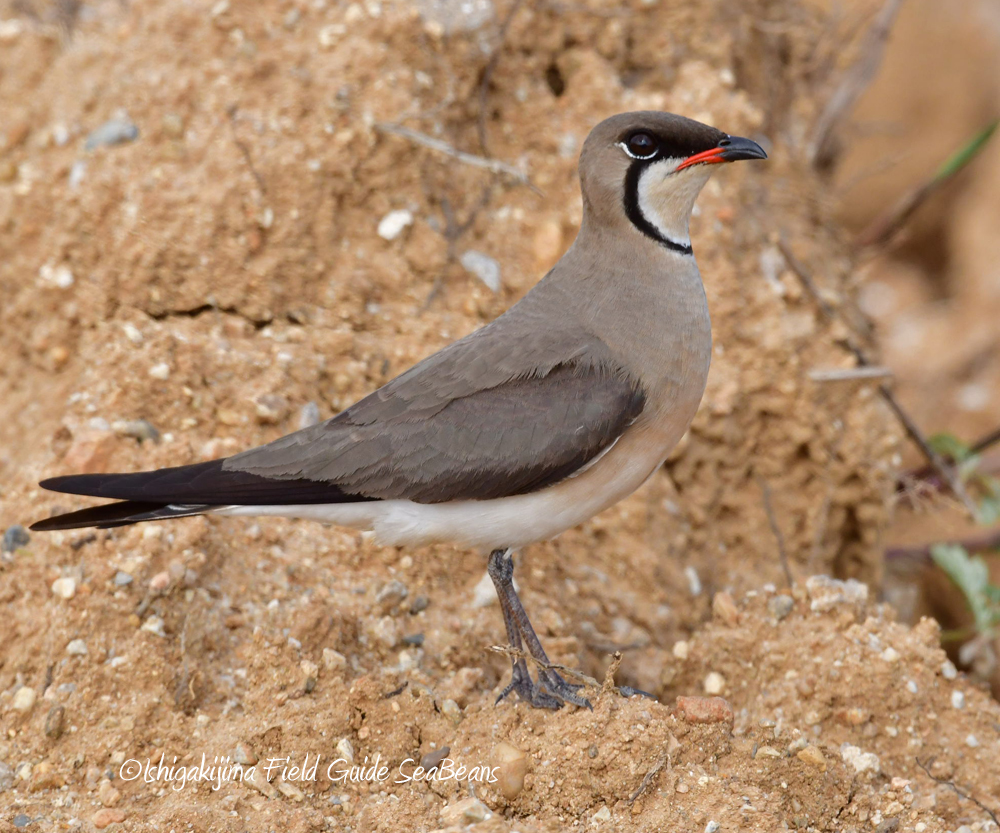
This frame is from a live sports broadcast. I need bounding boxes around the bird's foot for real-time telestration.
[496,657,591,710]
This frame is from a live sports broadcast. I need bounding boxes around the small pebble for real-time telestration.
[368,616,399,648]
[805,575,867,612]
[113,571,133,587]
[149,571,171,592]
[754,745,782,759]
[2,524,30,553]
[703,671,725,695]
[377,209,413,241]
[684,565,702,596]
[470,571,499,608]
[941,660,957,680]
[92,808,126,829]
[12,686,37,712]
[676,695,733,725]
[490,741,527,800]
[66,638,88,656]
[141,616,166,637]
[880,647,900,663]
[840,743,879,774]
[711,591,739,625]
[277,779,305,801]
[796,745,827,771]
[592,806,612,823]
[44,705,65,739]
[0,761,14,792]
[951,690,965,709]
[704,823,720,833]
[336,738,354,764]
[85,118,139,151]
[440,699,462,723]
[965,734,979,748]
[299,401,321,429]
[51,576,78,599]
[323,648,347,673]
[420,746,450,772]
[111,419,160,443]
[13,815,31,829]
[98,778,121,807]
[409,595,430,614]
[375,579,408,612]
[672,640,690,660]
[148,362,171,380]
[767,594,794,620]
[401,633,424,646]
[906,680,917,694]
[233,743,257,766]
[440,797,489,825]
[460,250,501,293]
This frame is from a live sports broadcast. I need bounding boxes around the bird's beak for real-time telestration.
[675,135,767,171]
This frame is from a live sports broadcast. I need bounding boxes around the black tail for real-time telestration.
[31,458,372,531]
[30,501,211,531]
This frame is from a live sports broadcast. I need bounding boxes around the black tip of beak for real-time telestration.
[718,135,767,162]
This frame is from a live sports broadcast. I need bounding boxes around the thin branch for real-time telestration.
[916,757,999,827]
[858,120,999,250]
[809,0,906,169]
[630,752,669,805]
[226,106,266,195]
[757,475,794,588]
[778,236,981,521]
[808,366,893,382]
[374,122,533,188]
[885,529,1000,564]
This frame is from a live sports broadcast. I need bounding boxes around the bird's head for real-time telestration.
[578,111,767,253]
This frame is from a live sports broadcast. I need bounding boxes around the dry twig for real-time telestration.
[757,475,794,588]
[777,237,980,521]
[808,366,893,382]
[374,122,532,187]
[916,757,999,827]
[809,0,906,169]
[885,528,1000,565]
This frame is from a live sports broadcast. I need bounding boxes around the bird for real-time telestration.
[31,111,766,709]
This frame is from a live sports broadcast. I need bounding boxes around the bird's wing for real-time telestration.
[223,329,646,503]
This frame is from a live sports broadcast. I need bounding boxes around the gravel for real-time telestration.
[2,524,30,553]
[85,118,139,151]
[377,209,413,241]
[460,250,501,293]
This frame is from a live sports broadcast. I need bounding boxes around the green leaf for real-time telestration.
[928,432,973,463]
[930,543,997,634]
[978,493,1000,527]
[934,119,999,182]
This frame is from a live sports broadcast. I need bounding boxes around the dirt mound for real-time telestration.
[1,0,997,830]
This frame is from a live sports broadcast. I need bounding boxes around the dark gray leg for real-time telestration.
[487,548,591,709]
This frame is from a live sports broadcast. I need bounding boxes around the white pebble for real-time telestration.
[703,671,725,695]
[951,690,965,709]
[377,209,413,241]
[141,616,166,637]
[66,639,88,656]
[470,571,498,608]
[805,575,868,612]
[122,322,143,344]
[941,660,957,680]
[148,362,171,380]
[965,734,979,748]
[840,743,880,774]
[591,806,611,823]
[336,737,354,764]
[12,686,37,712]
[906,680,918,694]
[684,565,702,596]
[322,648,347,672]
[705,823,720,833]
[459,250,501,293]
[51,576,77,599]
[672,640,690,660]
[881,647,900,663]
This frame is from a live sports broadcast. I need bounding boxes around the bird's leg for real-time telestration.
[487,548,591,710]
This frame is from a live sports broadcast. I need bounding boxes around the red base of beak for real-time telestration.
[675,147,728,172]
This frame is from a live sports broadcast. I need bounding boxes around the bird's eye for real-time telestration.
[625,132,657,159]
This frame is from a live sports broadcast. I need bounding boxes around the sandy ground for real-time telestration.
[0,0,998,830]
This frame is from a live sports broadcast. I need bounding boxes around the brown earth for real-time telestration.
[0,0,998,830]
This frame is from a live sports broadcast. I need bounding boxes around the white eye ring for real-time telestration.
[617,140,657,161]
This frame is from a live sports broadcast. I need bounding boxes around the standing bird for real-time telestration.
[32,111,766,709]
